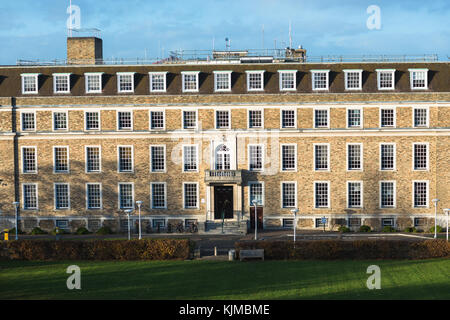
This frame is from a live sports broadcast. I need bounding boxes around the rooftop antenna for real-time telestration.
[225,37,231,51]
[262,24,265,50]
[212,36,215,51]
[69,0,72,37]
[289,20,292,49]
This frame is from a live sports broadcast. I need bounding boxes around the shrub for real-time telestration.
[0,239,194,261]
[338,226,351,233]
[5,228,25,235]
[359,225,371,232]
[31,227,47,235]
[429,225,443,233]
[404,227,418,233]
[96,226,113,235]
[235,240,450,260]
[75,227,91,235]
[50,228,69,236]
[382,226,396,233]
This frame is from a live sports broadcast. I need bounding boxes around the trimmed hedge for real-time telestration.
[0,239,194,261]
[235,240,450,260]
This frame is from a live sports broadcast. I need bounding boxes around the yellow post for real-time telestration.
[4,229,9,241]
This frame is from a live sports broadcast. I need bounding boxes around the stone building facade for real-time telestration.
[0,37,448,233]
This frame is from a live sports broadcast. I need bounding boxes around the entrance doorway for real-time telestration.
[214,186,234,219]
[250,207,263,229]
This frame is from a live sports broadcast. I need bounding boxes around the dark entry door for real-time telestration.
[214,186,234,219]
[250,207,263,229]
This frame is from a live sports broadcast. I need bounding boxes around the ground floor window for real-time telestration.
[315,218,327,228]
[152,219,165,229]
[56,220,69,229]
[414,218,426,227]
[382,218,394,227]
[282,219,294,228]
[348,218,361,227]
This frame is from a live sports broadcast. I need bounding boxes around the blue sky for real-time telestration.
[0,0,449,64]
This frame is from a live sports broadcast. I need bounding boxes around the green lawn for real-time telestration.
[0,259,449,300]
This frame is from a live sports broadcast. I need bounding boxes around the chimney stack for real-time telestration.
[67,37,103,65]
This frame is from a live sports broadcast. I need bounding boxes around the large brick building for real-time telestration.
[0,36,448,233]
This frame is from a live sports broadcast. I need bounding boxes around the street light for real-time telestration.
[252,199,258,240]
[124,209,133,240]
[136,201,143,240]
[444,208,450,242]
[432,199,440,239]
[291,208,299,243]
[12,202,19,240]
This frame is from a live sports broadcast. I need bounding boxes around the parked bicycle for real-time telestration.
[186,222,198,233]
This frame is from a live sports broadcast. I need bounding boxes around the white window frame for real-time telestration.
[117,72,135,93]
[412,106,429,128]
[379,143,396,171]
[53,73,71,94]
[213,71,232,92]
[150,182,167,209]
[313,143,330,171]
[412,142,429,171]
[314,108,330,128]
[85,145,102,173]
[379,181,396,208]
[149,72,168,93]
[21,146,38,174]
[280,109,297,129]
[278,70,297,91]
[343,69,363,91]
[376,69,395,91]
[346,107,363,129]
[116,110,134,131]
[86,183,103,210]
[54,183,70,210]
[183,182,199,209]
[22,183,38,210]
[248,109,264,129]
[118,182,135,209]
[182,144,199,173]
[149,145,166,173]
[182,71,200,93]
[281,181,297,209]
[20,111,36,132]
[412,180,429,208]
[346,143,363,171]
[246,70,265,92]
[85,72,104,93]
[117,145,134,173]
[53,146,70,173]
[52,110,69,132]
[347,181,363,209]
[408,68,428,90]
[215,109,231,129]
[182,110,198,130]
[379,107,396,128]
[84,111,101,131]
[248,144,264,172]
[314,181,330,209]
[310,70,330,91]
[21,73,40,94]
[149,109,166,130]
[280,143,297,172]
[248,181,265,206]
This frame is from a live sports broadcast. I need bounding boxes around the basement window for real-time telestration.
[85,72,103,93]
[282,219,294,228]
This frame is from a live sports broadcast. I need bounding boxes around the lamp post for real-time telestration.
[12,202,19,240]
[444,209,450,242]
[432,199,440,239]
[136,201,143,240]
[291,209,298,243]
[252,199,258,240]
[124,209,133,240]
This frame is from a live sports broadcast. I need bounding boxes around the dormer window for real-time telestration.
[53,73,71,94]
[85,72,103,93]
[213,71,232,92]
[278,70,297,91]
[117,72,135,93]
[343,69,362,90]
[21,74,40,94]
[246,71,265,91]
[310,70,329,91]
[149,72,167,92]
[376,69,395,90]
[182,71,200,92]
[409,69,428,90]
